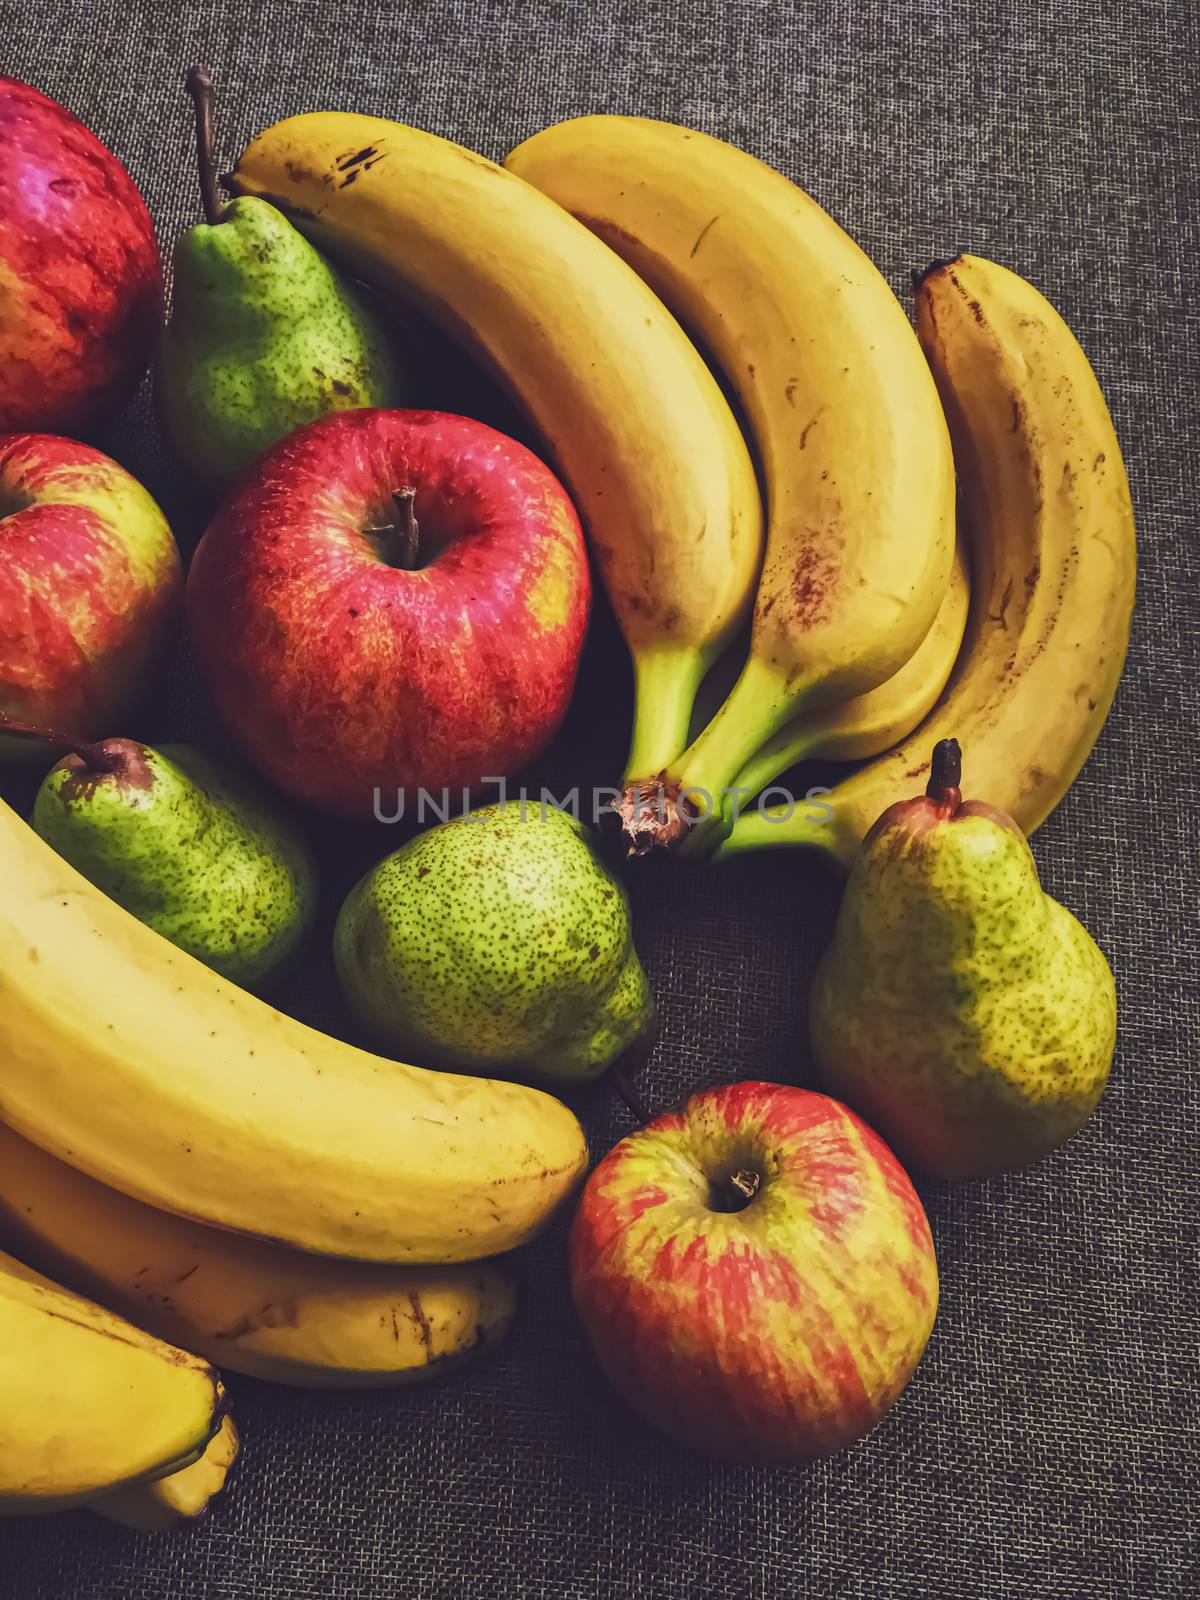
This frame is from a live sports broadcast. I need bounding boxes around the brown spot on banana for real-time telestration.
[690,213,723,256]
[407,1292,434,1356]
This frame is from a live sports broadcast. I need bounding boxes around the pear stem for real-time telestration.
[392,489,420,570]
[926,737,962,816]
[186,65,223,227]
[0,714,120,772]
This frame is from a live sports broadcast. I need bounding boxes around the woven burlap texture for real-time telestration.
[1,1,1197,1596]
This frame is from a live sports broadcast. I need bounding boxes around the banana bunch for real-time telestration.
[507,115,958,851]
[716,255,1136,865]
[504,121,1132,858]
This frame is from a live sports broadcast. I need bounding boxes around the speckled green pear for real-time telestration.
[159,194,402,489]
[157,69,400,490]
[809,740,1116,1178]
[32,740,316,988]
[334,803,656,1085]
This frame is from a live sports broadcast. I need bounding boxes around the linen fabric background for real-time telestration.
[1,1,1197,1596]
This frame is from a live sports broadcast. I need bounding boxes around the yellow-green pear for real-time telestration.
[30,734,316,989]
[809,739,1116,1178]
[158,68,402,491]
[334,803,655,1086]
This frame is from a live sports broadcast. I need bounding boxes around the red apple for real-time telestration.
[186,408,591,819]
[0,434,182,758]
[571,1081,938,1464]
[0,78,161,434]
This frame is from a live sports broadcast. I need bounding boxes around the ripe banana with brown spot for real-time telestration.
[506,116,955,850]
[0,1120,517,1388]
[232,112,764,779]
[718,254,1136,866]
[721,530,969,820]
[0,795,587,1263]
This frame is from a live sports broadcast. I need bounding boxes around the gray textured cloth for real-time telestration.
[2,1,1198,1596]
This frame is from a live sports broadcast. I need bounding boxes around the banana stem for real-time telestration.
[185,66,224,227]
[623,648,705,782]
[714,790,845,865]
[0,714,119,772]
[726,719,818,810]
[673,654,796,811]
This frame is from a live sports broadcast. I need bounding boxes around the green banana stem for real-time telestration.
[623,647,706,782]
[672,716,819,861]
[726,718,819,810]
[714,785,853,866]
[672,654,798,809]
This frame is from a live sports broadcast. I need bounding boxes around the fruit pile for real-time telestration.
[0,67,1135,1519]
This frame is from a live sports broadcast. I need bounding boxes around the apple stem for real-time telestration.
[0,714,120,772]
[729,1169,761,1202]
[926,737,962,817]
[707,1168,762,1212]
[186,65,224,227]
[392,488,420,570]
[611,1064,652,1126]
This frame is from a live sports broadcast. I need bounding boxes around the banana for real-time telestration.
[232,114,764,780]
[92,1417,239,1533]
[718,255,1136,866]
[506,116,955,849]
[0,1250,224,1516]
[0,796,586,1263]
[722,530,969,816]
[0,1119,517,1388]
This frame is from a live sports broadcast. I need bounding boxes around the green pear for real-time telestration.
[334,803,656,1085]
[809,739,1116,1178]
[32,737,316,988]
[158,67,402,490]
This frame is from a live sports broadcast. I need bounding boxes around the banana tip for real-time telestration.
[912,255,965,292]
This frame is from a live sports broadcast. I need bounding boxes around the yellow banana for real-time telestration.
[0,796,586,1263]
[0,1120,517,1388]
[718,255,1136,866]
[724,531,969,812]
[232,114,764,779]
[0,1250,223,1516]
[92,1416,239,1534]
[506,116,955,849]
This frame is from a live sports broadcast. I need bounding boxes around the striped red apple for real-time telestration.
[0,79,161,434]
[0,434,181,759]
[186,408,591,819]
[570,1081,938,1464]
